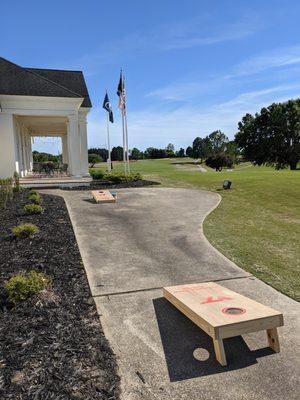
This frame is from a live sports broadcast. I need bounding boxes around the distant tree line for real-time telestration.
[33,151,60,163]
[89,98,300,171]
[88,143,186,162]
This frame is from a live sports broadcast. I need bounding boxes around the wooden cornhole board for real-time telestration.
[163,282,283,366]
[91,190,116,203]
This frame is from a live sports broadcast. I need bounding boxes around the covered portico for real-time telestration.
[0,57,92,182]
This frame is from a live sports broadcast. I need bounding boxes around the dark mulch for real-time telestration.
[0,191,120,399]
[62,179,160,191]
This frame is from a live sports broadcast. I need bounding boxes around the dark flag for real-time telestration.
[117,71,125,111]
[102,92,114,123]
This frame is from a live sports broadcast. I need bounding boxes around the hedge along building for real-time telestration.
[0,57,92,180]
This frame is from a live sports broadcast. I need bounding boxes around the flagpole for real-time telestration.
[124,109,130,174]
[121,109,127,175]
[123,73,130,174]
[106,112,112,172]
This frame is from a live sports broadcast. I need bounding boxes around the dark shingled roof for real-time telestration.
[0,57,92,108]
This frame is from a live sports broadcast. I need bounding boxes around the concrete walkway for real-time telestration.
[50,187,300,400]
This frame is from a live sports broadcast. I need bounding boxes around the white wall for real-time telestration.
[0,114,17,178]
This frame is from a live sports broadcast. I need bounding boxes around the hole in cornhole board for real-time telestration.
[152,297,274,382]
[222,307,246,315]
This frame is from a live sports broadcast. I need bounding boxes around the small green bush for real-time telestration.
[24,204,43,214]
[28,193,43,205]
[4,270,51,304]
[13,171,21,193]
[0,178,13,209]
[128,172,142,181]
[29,189,38,196]
[90,170,105,180]
[89,153,103,167]
[12,223,39,238]
[104,171,142,183]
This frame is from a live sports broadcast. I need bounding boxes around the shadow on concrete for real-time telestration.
[153,297,274,382]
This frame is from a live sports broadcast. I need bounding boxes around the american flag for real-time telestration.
[117,70,126,111]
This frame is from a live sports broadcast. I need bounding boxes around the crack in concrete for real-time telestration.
[92,274,252,298]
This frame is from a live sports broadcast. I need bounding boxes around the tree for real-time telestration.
[176,148,185,157]
[186,146,193,157]
[88,148,108,162]
[192,137,211,162]
[166,143,175,157]
[131,147,143,160]
[207,130,228,156]
[144,147,168,159]
[205,155,233,171]
[32,151,60,163]
[111,146,124,161]
[88,153,102,167]
[235,99,300,170]
[225,140,240,162]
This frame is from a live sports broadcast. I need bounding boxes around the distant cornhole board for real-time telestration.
[91,190,116,203]
[163,282,283,366]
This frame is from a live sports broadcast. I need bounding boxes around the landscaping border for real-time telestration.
[0,191,120,399]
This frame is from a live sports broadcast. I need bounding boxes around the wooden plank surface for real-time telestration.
[92,190,116,203]
[163,282,283,338]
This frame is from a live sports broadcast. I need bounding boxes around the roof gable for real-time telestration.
[0,57,92,108]
[26,68,92,108]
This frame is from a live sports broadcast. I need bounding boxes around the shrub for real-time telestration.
[28,193,43,205]
[205,155,233,171]
[4,270,51,304]
[13,171,21,193]
[24,204,43,214]
[12,223,39,238]
[0,178,13,209]
[89,153,103,167]
[128,172,142,181]
[104,171,142,182]
[29,189,38,196]
[104,171,126,183]
[90,170,105,180]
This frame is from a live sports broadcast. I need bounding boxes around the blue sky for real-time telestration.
[2,0,300,153]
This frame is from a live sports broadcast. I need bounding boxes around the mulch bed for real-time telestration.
[0,191,120,399]
[62,179,160,191]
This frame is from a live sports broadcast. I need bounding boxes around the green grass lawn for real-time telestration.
[92,159,300,301]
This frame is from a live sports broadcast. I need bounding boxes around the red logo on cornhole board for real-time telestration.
[201,296,232,304]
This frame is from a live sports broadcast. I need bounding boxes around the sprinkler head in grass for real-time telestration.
[223,180,232,190]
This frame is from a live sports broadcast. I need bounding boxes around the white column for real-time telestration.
[61,134,69,164]
[67,114,82,177]
[23,131,31,175]
[20,127,27,176]
[0,113,17,178]
[29,135,33,172]
[78,112,90,176]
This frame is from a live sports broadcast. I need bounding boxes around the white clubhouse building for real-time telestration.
[0,57,91,180]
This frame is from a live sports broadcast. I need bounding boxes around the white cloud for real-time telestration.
[232,45,300,77]
[62,17,261,76]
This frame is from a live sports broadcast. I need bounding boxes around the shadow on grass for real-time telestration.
[153,297,274,382]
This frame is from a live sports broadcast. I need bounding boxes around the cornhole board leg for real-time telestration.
[213,338,227,366]
[267,328,280,352]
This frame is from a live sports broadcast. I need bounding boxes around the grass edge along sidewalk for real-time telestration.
[91,159,300,302]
